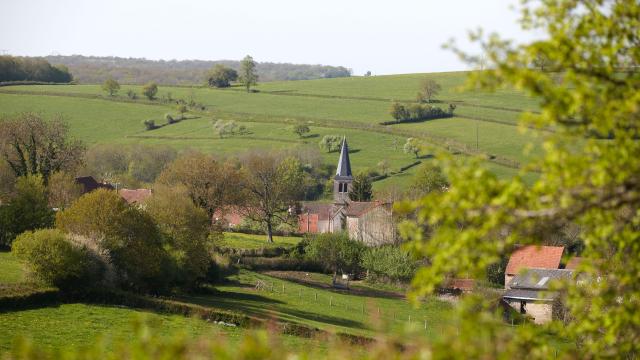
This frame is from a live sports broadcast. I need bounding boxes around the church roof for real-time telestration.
[335,137,353,179]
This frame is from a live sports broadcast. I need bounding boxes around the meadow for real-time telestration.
[0,71,545,190]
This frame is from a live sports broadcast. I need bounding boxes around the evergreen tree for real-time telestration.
[348,172,372,202]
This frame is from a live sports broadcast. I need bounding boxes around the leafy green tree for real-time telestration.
[389,102,408,122]
[238,153,304,243]
[361,245,417,281]
[348,172,372,202]
[410,163,448,197]
[305,232,365,282]
[206,64,238,88]
[0,113,85,183]
[292,124,310,138]
[145,185,211,288]
[101,77,120,96]
[142,82,158,100]
[176,104,187,119]
[56,189,169,292]
[377,160,389,176]
[212,119,240,138]
[0,175,54,248]
[239,55,258,92]
[318,135,341,153]
[417,78,441,103]
[397,0,640,357]
[12,229,101,290]
[403,138,420,158]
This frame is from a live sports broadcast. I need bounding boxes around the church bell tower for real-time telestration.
[333,137,353,203]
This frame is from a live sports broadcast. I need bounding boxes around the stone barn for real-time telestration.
[503,268,573,324]
[505,245,564,287]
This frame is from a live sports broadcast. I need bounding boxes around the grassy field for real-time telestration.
[0,251,25,284]
[0,71,545,190]
[219,232,302,250]
[180,270,453,339]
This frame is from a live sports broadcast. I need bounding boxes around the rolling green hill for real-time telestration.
[0,71,544,189]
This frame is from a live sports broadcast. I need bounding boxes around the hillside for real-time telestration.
[0,71,543,190]
[42,55,352,85]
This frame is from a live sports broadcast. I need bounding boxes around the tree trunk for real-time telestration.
[266,221,274,243]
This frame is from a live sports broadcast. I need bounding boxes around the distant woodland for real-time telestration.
[40,55,352,85]
[0,56,73,83]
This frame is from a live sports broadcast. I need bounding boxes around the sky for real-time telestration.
[0,0,536,75]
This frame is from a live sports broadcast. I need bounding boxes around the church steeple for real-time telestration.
[333,137,353,203]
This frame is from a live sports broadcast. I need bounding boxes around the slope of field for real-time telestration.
[0,71,544,188]
[0,252,24,284]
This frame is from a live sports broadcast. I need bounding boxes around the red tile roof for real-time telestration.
[505,245,564,275]
[118,189,152,204]
[565,257,583,270]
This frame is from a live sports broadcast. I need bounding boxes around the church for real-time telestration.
[297,138,397,246]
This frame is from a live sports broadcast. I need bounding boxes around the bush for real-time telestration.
[56,189,171,293]
[384,102,451,125]
[165,113,176,124]
[143,119,156,130]
[361,245,417,282]
[304,232,365,277]
[12,229,102,290]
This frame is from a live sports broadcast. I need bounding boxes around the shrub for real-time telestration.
[361,245,417,282]
[126,89,137,99]
[165,113,175,124]
[304,232,365,278]
[12,229,102,290]
[143,119,156,130]
[56,189,170,293]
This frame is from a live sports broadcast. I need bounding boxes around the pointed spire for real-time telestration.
[335,137,352,178]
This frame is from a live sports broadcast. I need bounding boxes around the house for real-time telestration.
[503,268,573,324]
[505,245,564,287]
[75,176,114,194]
[118,188,152,205]
[298,138,397,245]
[214,206,248,228]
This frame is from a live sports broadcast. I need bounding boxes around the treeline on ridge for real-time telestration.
[41,55,352,84]
[0,56,73,83]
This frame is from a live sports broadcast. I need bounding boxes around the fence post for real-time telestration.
[330,296,332,307]
[282,283,285,293]
[424,319,427,330]
[408,315,411,324]
[315,292,317,301]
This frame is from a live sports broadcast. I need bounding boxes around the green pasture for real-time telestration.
[0,252,24,284]
[219,232,302,250]
[178,270,453,338]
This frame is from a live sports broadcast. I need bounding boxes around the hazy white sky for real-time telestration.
[1,0,534,75]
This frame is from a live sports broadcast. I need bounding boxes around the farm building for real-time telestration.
[503,268,573,324]
[505,245,564,287]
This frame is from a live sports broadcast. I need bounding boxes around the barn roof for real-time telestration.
[118,189,152,204]
[504,268,573,302]
[505,245,564,275]
[300,202,334,221]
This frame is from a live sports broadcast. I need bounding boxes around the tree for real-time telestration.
[532,52,552,71]
[145,185,211,288]
[0,175,54,248]
[364,71,372,77]
[176,104,187,119]
[389,102,408,122]
[377,160,389,176]
[101,77,120,96]
[206,64,238,88]
[348,172,372,202]
[238,153,304,243]
[142,82,158,100]
[156,151,239,217]
[47,171,83,210]
[305,232,365,282]
[12,229,101,290]
[0,113,85,183]
[212,120,240,138]
[239,55,258,92]
[361,245,417,281]
[319,135,341,153]
[292,124,310,138]
[56,189,169,292]
[403,138,420,158]
[417,78,441,103]
[410,163,448,197]
[398,0,640,357]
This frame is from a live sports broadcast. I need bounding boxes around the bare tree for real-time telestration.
[417,79,442,103]
[0,113,85,184]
